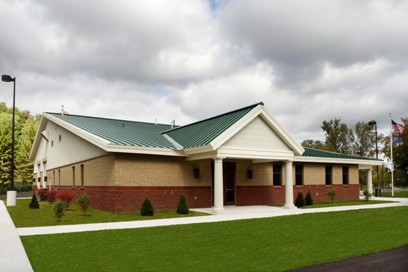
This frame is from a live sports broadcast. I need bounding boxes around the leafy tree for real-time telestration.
[301,139,327,150]
[321,119,354,154]
[392,118,408,187]
[16,115,40,183]
[0,102,39,188]
[353,121,376,157]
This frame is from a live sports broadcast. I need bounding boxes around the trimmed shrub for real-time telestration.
[56,191,74,209]
[37,189,48,201]
[140,198,154,216]
[305,191,313,206]
[363,190,372,202]
[29,194,40,209]
[53,200,66,222]
[176,194,189,214]
[327,189,337,202]
[0,184,7,195]
[77,193,91,215]
[47,190,57,204]
[294,192,305,207]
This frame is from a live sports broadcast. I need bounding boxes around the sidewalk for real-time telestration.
[1,197,407,272]
[0,201,33,272]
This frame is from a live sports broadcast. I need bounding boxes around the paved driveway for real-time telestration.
[290,245,408,272]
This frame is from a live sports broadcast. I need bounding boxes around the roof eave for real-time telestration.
[295,155,384,166]
[106,145,184,156]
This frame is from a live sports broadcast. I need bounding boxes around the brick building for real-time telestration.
[30,103,382,212]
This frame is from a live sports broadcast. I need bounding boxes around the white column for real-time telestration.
[213,157,224,213]
[283,160,296,209]
[367,168,373,195]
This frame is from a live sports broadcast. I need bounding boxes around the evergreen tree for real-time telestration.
[29,194,40,209]
[176,194,189,214]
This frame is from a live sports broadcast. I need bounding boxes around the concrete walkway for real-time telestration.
[1,197,407,272]
[0,201,33,272]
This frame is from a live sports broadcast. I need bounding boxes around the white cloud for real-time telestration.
[1,0,407,143]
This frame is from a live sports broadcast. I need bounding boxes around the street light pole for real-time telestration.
[2,75,16,199]
[368,120,379,196]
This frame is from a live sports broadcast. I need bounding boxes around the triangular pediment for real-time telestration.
[222,116,291,151]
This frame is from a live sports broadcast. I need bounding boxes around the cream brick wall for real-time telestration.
[45,154,360,189]
[303,163,359,185]
[47,154,115,187]
[114,154,212,186]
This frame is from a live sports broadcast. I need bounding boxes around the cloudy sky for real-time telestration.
[0,0,407,142]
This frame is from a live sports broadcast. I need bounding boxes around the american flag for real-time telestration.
[392,120,404,134]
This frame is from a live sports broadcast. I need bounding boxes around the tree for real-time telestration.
[353,121,376,157]
[301,139,327,150]
[0,102,39,188]
[15,115,40,183]
[321,119,354,154]
[392,118,408,187]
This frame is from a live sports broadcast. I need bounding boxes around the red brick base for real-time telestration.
[236,184,359,205]
[34,184,359,212]
[42,185,211,212]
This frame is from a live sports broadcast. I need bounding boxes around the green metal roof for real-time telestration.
[47,113,176,148]
[302,148,380,161]
[163,103,262,148]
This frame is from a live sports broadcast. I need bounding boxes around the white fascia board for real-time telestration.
[44,113,110,151]
[29,114,48,160]
[185,151,217,161]
[217,146,294,160]
[106,144,184,156]
[295,156,384,166]
[182,145,215,156]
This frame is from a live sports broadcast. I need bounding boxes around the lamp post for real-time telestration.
[2,75,17,206]
[368,120,379,196]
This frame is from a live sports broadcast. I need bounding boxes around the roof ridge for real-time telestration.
[161,102,263,134]
[303,147,380,161]
[46,112,173,127]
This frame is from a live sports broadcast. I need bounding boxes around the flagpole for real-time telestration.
[389,113,394,197]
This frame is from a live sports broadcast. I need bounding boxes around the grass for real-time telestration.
[5,199,207,228]
[381,191,408,198]
[21,206,408,272]
[301,199,392,208]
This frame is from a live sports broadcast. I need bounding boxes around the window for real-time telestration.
[325,166,332,185]
[273,164,282,186]
[53,170,56,186]
[81,164,84,187]
[51,140,54,147]
[72,166,75,187]
[342,166,349,185]
[59,134,62,142]
[58,169,61,186]
[295,165,303,186]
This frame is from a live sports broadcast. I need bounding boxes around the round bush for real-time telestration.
[77,193,91,215]
[53,200,66,222]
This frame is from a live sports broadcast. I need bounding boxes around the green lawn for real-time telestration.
[381,191,408,198]
[302,199,392,208]
[5,199,207,228]
[21,207,408,272]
